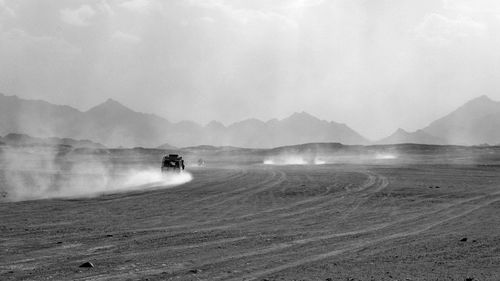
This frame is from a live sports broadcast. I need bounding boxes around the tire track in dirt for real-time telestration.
[183,169,284,214]
[219,168,386,222]
[112,171,399,279]
[85,168,248,206]
[227,192,500,281]
[75,187,500,281]
[216,169,389,231]
[140,188,500,280]
[177,168,254,204]
[127,169,286,233]
[127,167,385,236]
[212,169,287,215]
[144,168,279,224]
[88,167,387,263]
[339,171,389,220]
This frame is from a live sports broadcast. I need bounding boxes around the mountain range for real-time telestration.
[0,93,499,148]
[377,95,500,146]
[0,93,367,148]
[0,133,104,148]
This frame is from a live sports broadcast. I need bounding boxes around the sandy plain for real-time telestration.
[1,145,500,281]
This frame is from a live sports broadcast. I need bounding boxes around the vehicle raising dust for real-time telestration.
[161,154,185,172]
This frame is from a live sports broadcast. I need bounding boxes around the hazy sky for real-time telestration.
[1,0,500,139]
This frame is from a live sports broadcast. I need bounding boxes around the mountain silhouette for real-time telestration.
[377,128,445,145]
[421,95,500,145]
[3,93,498,147]
[0,93,368,148]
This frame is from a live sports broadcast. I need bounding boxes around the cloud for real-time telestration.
[111,30,142,44]
[97,0,114,17]
[199,16,215,23]
[415,13,487,46]
[119,0,154,13]
[443,0,500,14]
[187,0,298,28]
[60,5,96,26]
[292,0,325,8]
[0,0,16,18]
[284,0,325,17]
[0,28,80,55]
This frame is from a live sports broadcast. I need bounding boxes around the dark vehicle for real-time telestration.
[161,154,185,172]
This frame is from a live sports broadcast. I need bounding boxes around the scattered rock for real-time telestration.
[106,234,113,237]
[326,278,333,281]
[435,186,440,188]
[465,277,475,281]
[189,269,201,274]
[79,261,94,268]
[460,237,468,242]
[56,241,63,244]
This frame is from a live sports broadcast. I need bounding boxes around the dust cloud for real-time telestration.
[262,150,401,165]
[263,156,307,165]
[263,155,325,165]
[374,153,398,160]
[0,147,192,202]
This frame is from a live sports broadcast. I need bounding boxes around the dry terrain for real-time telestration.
[1,147,500,280]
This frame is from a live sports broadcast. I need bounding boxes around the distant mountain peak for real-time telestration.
[231,118,265,126]
[473,94,492,101]
[448,95,500,116]
[285,111,320,122]
[206,120,225,129]
[394,128,409,134]
[463,95,496,106]
[421,95,500,145]
[292,111,315,117]
[377,127,444,145]
[87,98,132,113]
[102,98,126,107]
[105,98,119,103]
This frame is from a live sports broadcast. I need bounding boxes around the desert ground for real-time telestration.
[1,144,500,280]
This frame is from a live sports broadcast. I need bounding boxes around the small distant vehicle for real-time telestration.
[161,154,185,172]
[197,158,205,167]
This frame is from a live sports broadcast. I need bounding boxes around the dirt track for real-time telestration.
[1,164,500,280]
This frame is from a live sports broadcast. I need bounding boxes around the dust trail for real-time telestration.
[0,147,192,201]
[263,156,307,165]
[374,153,398,160]
[313,158,326,165]
[263,154,329,165]
[262,151,402,165]
[118,169,193,193]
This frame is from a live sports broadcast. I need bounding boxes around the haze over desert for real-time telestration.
[2,1,500,280]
